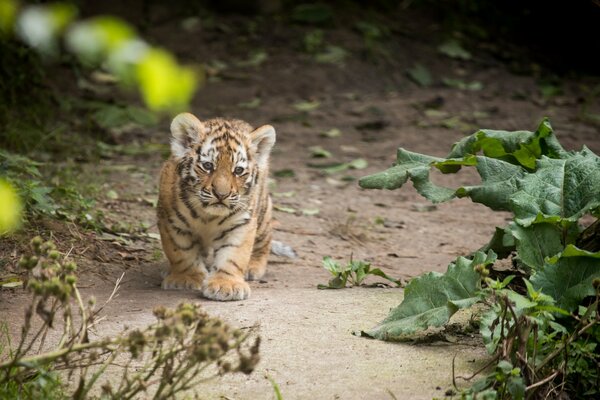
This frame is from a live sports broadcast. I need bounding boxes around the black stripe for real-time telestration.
[176,157,193,176]
[252,239,271,256]
[214,243,235,255]
[167,218,192,236]
[174,207,191,228]
[213,219,250,242]
[253,169,259,186]
[254,228,270,246]
[218,210,240,226]
[218,269,234,277]
[229,260,243,273]
[165,230,196,251]
[179,189,199,219]
[256,202,268,230]
[181,264,195,273]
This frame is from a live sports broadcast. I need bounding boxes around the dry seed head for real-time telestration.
[31,236,43,247]
[65,274,77,285]
[18,256,28,269]
[65,261,77,272]
[48,250,60,260]
[153,305,167,319]
[28,256,39,269]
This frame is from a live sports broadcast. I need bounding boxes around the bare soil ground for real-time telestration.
[2,6,600,399]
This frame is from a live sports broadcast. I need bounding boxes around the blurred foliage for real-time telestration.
[0,179,21,235]
[0,0,201,112]
[0,150,103,231]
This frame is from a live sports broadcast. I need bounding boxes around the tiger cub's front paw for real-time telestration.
[162,272,204,290]
[202,274,251,301]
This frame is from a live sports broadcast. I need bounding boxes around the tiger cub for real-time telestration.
[157,113,275,301]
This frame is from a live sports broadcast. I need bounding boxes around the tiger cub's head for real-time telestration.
[169,113,276,216]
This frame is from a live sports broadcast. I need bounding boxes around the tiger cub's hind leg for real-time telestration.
[246,247,269,281]
[246,200,272,281]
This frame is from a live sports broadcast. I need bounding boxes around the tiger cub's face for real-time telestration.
[170,113,275,216]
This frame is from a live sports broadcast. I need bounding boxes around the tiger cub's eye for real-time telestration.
[202,161,214,171]
[233,166,245,176]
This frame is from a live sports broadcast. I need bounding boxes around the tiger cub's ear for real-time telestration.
[250,125,276,167]
[170,113,205,158]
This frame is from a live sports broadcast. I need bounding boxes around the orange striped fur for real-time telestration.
[157,113,275,301]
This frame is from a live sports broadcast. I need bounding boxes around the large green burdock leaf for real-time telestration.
[359,120,567,211]
[507,222,563,271]
[358,149,459,203]
[360,251,496,341]
[448,119,567,168]
[358,119,600,343]
[455,157,524,211]
[531,246,600,311]
[511,149,600,227]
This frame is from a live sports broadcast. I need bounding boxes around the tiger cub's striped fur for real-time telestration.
[157,113,275,301]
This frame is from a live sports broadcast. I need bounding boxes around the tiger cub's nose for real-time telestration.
[213,188,230,201]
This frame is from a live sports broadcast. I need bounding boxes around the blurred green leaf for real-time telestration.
[274,205,297,214]
[311,158,368,174]
[106,190,119,200]
[238,98,261,109]
[92,104,157,129]
[236,50,268,68]
[135,48,199,111]
[438,40,472,60]
[320,128,342,138]
[303,29,324,53]
[0,179,22,234]
[292,3,333,24]
[17,3,77,54]
[407,64,432,87]
[66,16,136,63]
[442,78,483,91]
[314,45,347,64]
[309,146,332,158]
[293,100,320,112]
[0,0,18,35]
[301,208,320,216]
[274,169,295,178]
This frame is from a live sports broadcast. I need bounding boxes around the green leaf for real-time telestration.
[301,208,320,216]
[478,226,515,259]
[361,251,495,341]
[314,45,348,64]
[442,78,482,91]
[322,256,340,275]
[293,100,320,112]
[320,128,342,138]
[291,4,333,24]
[448,119,567,168]
[511,149,600,226]
[273,205,296,214]
[273,169,295,178]
[135,48,199,111]
[0,179,22,234]
[238,98,261,109]
[406,64,432,87]
[359,149,456,203]
[507,222,563,271]
[236,50,268,68]
[531,247,600,311]
[368,268,402,286]
[456,157,525,211]
[438,40,472,60]
[309,146,332,158]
